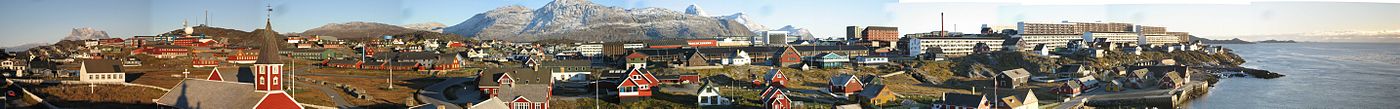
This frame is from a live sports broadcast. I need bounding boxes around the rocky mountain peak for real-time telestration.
[63,27,109,41]
[685,4,708,16]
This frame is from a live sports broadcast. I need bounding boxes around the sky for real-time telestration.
[3,0,1399,47]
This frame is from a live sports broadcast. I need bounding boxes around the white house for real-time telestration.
[852,56,889,64]
[720,50,751,66]
[696,82,731,106]
[78,60,126,83]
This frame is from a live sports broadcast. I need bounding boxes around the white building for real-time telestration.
[720,50,751,66]
[1020,34,1081,51]
[852,56,889,64]
[716,37,752,47]
[908,37,1005,57]
[78,60,126,83]
[1140,35,1180,46]
[1083,32,1140,45]
[754,31,789,46]
[574,43,604,57]
[697,82,731,106]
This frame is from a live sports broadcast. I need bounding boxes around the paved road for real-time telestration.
[416,77,476,109]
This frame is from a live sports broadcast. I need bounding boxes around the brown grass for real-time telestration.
[26,84,166,108]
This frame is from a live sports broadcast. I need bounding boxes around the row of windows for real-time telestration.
[86,74,123,80]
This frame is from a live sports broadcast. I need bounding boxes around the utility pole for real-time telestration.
[387,61,394,89]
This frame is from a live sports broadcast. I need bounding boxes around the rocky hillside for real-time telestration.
[167,26,281,48]
[63,27,109,41]
[298,22,422,39]
[403,22,447,33]
[444,0,754,42]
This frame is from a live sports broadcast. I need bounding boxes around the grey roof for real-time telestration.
[396,52,438,60]
[1056,64,1083,73]
[541,60,592,67]
[254,22,281,64]
[763,69,782,83]
[999,69,1031,79]
[496,83,551,103]
[830,74,857,86]
[857,84,887,98]
[81,59,122,73]
[941,93,987,107]
[156,79,267,109]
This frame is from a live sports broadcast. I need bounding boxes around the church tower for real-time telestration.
[253,4,283,92]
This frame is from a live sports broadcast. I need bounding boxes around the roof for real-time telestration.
[859,75,880,85]
[999,68,1031,79]
[763,69,783,82]
[998,90,1036,108]
[1056,64,1083,73]
[81,59,122,73]
[942,93,987,107]
[857,84,887,98]
[156,79,268,109]
[497,83,551,103]
[830,74,857,86]
[468,97,510,109]
[254,21,281,64]
[396,52,439,60]
[541,60,592,67]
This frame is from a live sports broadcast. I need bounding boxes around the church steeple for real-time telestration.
[253,3,284,91]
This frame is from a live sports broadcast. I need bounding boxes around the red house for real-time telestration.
[324,60,364,69]
[760,86,792,109]
[829,74,863,96]
[1052,80,1084,96]
[476,68,552,109]
[617,67,660,101]
[771,46,802,67]
[756,68,788,87]
[192,58,219,68]
[227,50,259,64]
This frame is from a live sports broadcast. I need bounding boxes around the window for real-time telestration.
[701,97,710,104]
[631,75,642,80]
[639,85,649,90]
[514,103,528,109]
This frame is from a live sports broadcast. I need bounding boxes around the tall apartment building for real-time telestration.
[862,26,900,42]
[1136,25,1178,46]
[1167,32,1191,43]
[1083,32,1140,45]
[1017,22,1080,51]
[1072,22,1134,32]
[755,31,790,46]
[846,26,864,39]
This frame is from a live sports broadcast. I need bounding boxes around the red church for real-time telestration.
[155,13,303,109]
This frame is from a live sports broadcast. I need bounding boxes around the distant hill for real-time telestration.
[402,22,447,33]
[298,22,422,39]
[443,0,754,42]
[1190,35,1254,44]
[2,43,49,52]
[167,25,283,48]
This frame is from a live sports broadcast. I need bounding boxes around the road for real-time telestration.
[415,77,475,109]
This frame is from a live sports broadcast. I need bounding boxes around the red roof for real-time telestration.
[207,68,223,81]
[254,92,303,109]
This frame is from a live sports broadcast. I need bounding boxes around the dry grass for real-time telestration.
[300,75,446,108]
[26,84,166,108]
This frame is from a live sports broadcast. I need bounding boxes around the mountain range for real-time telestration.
[443,0,755,42]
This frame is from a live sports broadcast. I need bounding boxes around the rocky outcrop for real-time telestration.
[63,27,109,41]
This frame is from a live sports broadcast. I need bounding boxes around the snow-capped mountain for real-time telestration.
[717,13,767,31]
[403,22,447,33]
[63,27,109,41]
[444,0,753,42]
[775,25,815,40]
[684,4,708,16]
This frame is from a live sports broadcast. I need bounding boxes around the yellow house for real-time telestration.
[857,84,897,106]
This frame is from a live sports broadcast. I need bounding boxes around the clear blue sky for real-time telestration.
[3,0,1399,47]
